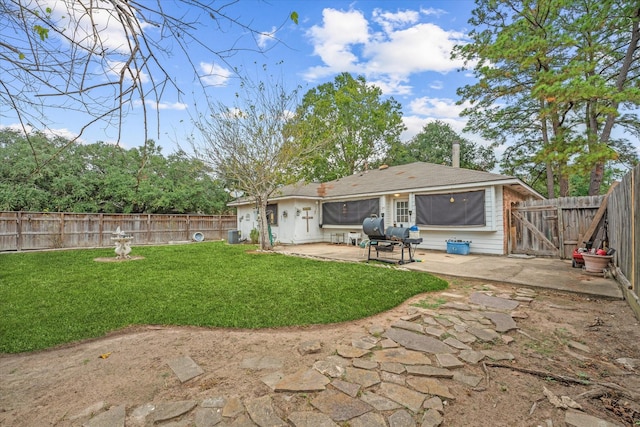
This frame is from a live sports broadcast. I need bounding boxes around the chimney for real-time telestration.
[452,141,460,168]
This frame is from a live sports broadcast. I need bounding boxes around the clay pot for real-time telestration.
[581,253,613,273]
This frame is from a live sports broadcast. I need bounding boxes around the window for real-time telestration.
[415,191,485,226]
[322,198,379,225]
[395,200,409,225]
[265,203,278,225]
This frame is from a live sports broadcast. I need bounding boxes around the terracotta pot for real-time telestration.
[581,253,613,273]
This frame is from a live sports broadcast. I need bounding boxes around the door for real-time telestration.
[395,199,410,227]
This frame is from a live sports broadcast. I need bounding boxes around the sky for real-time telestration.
[2,0,638,161]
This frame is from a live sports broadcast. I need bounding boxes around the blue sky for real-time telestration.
[2,0,638,161]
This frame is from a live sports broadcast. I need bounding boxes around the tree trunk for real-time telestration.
[539,101,555,198]
[590,7,640,195]
[257,198,272,251]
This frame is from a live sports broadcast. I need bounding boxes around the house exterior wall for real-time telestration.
[233,183,538,256]
[235,199,323,244]
[408,186,506,255]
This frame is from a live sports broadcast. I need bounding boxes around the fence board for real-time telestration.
[0,212,237,251]
[608,164,638,304]
[511,195,605,258]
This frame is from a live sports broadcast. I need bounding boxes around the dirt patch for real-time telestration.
[1,277,639,426]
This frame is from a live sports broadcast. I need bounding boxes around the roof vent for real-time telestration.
[379,164,389,170]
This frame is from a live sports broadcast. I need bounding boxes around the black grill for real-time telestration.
[362,217,422,264]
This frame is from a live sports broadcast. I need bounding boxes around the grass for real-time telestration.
[0,241,447,353]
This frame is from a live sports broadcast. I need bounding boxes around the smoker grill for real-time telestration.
[362,216,423,264]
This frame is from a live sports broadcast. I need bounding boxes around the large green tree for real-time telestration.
[386,121,496,171]
[0,129,227,213]
[290,73,406,182]
[454,0,639,197]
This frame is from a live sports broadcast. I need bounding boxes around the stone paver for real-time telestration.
[378,382,426,413]
[244,395,287,427]
[153,401,198,423]
[345,366,381,388]
[372,348,432,365]
[82,405,125,427]
[435,353,464,368]
[469,292,520,310]
[275,368,330,392]
[360,391,403,411]
[406,377,455,400]
[349,411,387,427]
[467,327,500,342]
[421,409,443,427]
[311,390,373,422]
[336,344,370,358]
[405,365,453,378]
[384,328,456,354]
[482,312,518,332]
[194,407,223,427]
[388,409,416,427]
[288,411,339,427]
[458,350,485,364]
[392,319,425,333]
[565,409,624,427]
[331,379,360,397]
[167,356,204,383]
[314,360,345,378]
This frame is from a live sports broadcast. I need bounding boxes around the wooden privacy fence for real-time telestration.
[608,163,639,317]
[510,195,606,259]
[0,212,237,252]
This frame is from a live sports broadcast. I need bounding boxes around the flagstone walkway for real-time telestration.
[80,285,625,427]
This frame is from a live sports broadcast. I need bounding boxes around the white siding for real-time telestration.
[234,186,507,255]
[411,186,506,255]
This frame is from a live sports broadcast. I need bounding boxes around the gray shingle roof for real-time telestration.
[275,162,526,198]
[230,162,542,205]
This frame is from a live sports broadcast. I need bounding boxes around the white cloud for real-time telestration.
[133,100,188,111]
[107,60,149,84]
[420,7,447,17]
[429,80,444,90]
[401,115,468,142]
[2,123,83,142]
[304,7,468,94]
[43,0,137,54]
[408,97,469,118]
[199,62,232,86]
[372,8,419,33]
[304,8,370,80]
[258,26,277,49]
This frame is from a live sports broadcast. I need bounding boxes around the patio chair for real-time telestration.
[348,232,361,246]
[359,239,370,257]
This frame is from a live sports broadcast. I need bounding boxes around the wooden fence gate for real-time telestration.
[509,195,606,259]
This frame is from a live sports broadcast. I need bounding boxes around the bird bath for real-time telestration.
[111,227,133,259]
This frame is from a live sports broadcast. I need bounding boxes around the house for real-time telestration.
[228,162,544,255]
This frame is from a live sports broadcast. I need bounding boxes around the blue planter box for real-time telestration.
[446,241,470,255]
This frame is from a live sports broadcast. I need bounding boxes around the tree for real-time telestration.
[386,121,496,171]
[191,75,310,250]
[454,0,640,197]
[0,129,228,213]
[1,1,295,172]
[289,73,406,182]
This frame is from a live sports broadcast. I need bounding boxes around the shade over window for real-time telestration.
[322,198,379,225]
[415,191,485,226]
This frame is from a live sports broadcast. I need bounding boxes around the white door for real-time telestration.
[395,199,409,227]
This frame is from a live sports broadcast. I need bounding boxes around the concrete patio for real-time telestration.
[274,243,624,300]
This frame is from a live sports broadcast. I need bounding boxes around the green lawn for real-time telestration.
[0,241,447,353]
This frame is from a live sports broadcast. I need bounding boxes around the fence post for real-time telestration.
[16,211,22,251]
